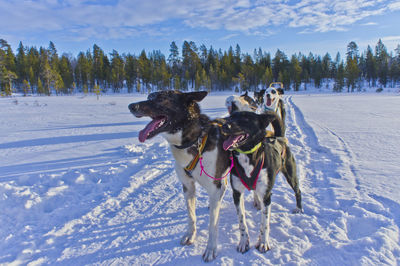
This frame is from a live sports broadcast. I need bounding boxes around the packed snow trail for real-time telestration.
[284,96,400,264]
[1,94,400,265]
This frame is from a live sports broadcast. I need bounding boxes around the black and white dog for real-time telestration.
[128,91,231,262]
[225,92,263,209]
[221,111,303,253]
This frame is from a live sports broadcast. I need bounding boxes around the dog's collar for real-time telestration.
[263,104,277,112]
[174,137,199,149]
[234,142,262,154]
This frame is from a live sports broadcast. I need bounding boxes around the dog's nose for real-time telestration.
[128,103,138,112]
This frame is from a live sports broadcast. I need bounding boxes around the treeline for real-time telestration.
[0,38,399,96]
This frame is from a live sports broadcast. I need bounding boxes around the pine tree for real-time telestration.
[110,50,125,92]
[262,66,273,89]
[365,46,376,87]
[138,50,151,92]
[37,77,44,95]
[93,44,105,88]
[168,41,180,77]
[345,57,359,92]
[16,42,28,87]
[22,79,30,96]
[346,41,359,61]
[48,41,59,72]
[125,54,138,93]
[59,55,73,93]
[27,47,40,90]
[0,66,17,95]
[290,55,302,91]
[334,62,345,92]
[375,39,389,87]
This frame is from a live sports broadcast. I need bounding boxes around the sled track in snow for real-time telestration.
[285,96,400,265]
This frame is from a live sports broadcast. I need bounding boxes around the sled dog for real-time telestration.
[225,91,258,114]
[221,111,303,253]
[129,91,231,262]
[259,87,286,126]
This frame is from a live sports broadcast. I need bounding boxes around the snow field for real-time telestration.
[0,93,399,265]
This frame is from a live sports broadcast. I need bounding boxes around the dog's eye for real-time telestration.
[271,90,276,94]
[148,93,157,100]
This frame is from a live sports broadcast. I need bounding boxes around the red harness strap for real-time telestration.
[233,153,265,190]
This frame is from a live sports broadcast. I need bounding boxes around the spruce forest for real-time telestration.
[0,38,399,96]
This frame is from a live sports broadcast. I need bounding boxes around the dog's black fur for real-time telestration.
[221,111,303,253]
[253,89,266,105]
[128,91,230,262]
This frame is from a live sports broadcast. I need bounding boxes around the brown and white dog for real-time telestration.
[128,91,231,262]
[225,91,258,114]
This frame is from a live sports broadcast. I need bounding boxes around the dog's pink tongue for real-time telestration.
[266,98,272,106]
[223,135,242,151]
[138,119,162,142]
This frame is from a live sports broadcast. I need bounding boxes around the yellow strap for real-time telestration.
[184,134,208,171]
[266,130,274,138]
[234,142,262,154]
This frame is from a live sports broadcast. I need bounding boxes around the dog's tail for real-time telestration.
[260,111,284,137]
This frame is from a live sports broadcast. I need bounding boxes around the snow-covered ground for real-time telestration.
[1,92,399,265]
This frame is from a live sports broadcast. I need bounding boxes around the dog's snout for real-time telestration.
[128,103,138,112]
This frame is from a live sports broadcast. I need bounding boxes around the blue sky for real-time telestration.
[1,0,400,58]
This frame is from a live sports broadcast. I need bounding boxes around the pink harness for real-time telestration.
[199,156,234,180]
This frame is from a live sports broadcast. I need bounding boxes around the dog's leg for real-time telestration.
[181,180,197,245]
[256,192,272,253]
[175,167,197,245]
[233,183,250,253]
[202,185,226,262]
[253,191,261,210]
[281,147,303,213]
[279,99,286,135]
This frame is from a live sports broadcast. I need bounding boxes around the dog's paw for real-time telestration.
[255,241,270,253]
[237,238,250,253]
[253,200,261,211]
[292,207,304,214]
[180,232,196,246]
[202,247,217,262]
[253,195,261,211]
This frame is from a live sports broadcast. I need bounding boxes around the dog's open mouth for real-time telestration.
[139,116,168,142]
[223,134,248,150]
[266,96,274,107]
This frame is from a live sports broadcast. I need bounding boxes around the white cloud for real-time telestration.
[0,0,399,40]
[388,2,400,10]
[382,35,400,42]
[219,33,239,41]
[361,22,378,26]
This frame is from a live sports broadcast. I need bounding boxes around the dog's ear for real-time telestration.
[277,88,284,95]
[258,111,284,137]
[183,91,208,103]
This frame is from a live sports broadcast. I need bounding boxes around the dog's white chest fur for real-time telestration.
[234,153,269,192]
[237,153,254,177]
